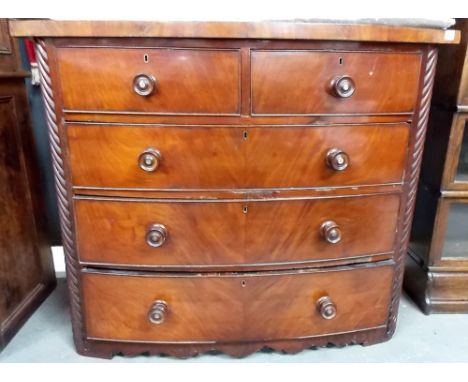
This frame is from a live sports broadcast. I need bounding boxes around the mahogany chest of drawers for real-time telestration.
[10,20,459,358]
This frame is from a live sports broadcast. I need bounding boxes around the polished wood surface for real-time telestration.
[405,253,468,313]
[9,20,460,44]
[57,47,240,114]
[251,51,421,114]
[27,23,442,356]
[82,264,393,342]
[67,124,410,189]
[74,194,400,269]
[0,20,55,351]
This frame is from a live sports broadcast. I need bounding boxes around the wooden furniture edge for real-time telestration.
[9,20,460,44]
[387,45,438,333]
[0,281,56,351]
[405,253,468,314]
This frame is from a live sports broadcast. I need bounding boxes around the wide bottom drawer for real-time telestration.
[82,264,393,343]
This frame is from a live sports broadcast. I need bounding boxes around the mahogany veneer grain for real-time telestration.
[74,194,400,269]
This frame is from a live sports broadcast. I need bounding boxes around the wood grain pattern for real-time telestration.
[67,123,410,189]
[82,264,393,343]
[0,97,41,322]
[251,50,421,115]
[74,194,400,269]
[0,24,55,351]
[57,47,240,114]
[9,20,460,44]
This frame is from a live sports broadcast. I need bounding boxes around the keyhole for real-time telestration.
[144,54,149,63]
[339,57,343,65]
[243,131,248,140]
[241,280,246,287]
[243,205,248,214]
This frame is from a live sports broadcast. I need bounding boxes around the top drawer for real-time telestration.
[251,50,421,115]
[56,47,241,114]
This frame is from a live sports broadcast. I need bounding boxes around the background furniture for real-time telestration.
[406,19,468,314]
[0,19,56,351]
[11,20,458,358]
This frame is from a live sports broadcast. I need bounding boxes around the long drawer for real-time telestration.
[57,47,241,114]
[82,264,393,343]
[67,124,410,189]
[251,50,421,115]
[74,194,400,268]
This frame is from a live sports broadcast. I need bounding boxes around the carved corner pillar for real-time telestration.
[35,39,86,353]
[387,47,438,336]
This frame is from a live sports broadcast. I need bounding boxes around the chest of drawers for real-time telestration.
[10,20,459,358]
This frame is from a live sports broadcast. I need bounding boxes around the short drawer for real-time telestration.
[82,264,393,343]
[75,194,400,268]
[57,47,240,114]
[67,124,410,189]
[251,50,421,114]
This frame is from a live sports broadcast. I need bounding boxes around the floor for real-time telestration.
[1,279,468,362]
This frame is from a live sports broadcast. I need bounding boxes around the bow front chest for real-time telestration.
[10,20,459,358]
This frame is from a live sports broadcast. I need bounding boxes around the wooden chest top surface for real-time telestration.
[9,19,460,44]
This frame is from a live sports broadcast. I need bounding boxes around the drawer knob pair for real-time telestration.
[148,298,336,325]
[139,148,348,173]
[138,148,161,172]
[331,75,355,98]
[133,73,156,96]
[148,300,168,324]
[317,296,337,320]
[146,224,168,248]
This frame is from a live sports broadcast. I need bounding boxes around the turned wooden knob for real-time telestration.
[317,296,337,320]
[133,73,156,96]
[148,300,168,324]
[146,224,168,248]
[331,75,355,98]
[320,220,341,244]
[326,148,349,171]
[138,148,161,172]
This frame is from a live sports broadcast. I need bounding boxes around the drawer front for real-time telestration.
[75,194,400,268]
[57,47,240,114]
[82,265,393,342]
[251,50,421,114]
[67,124,409,189]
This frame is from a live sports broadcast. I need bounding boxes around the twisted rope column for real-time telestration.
[36,39,84,350]
[387,47,438,335]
